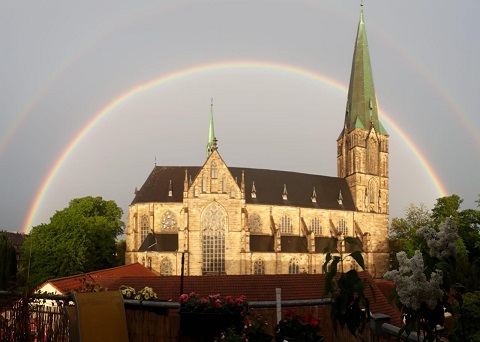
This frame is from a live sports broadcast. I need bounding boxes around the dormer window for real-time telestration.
[282,184,288,201]
[337,190,343,205]
[311,187,317,203]
[168,180,173,197]
[251,181,257,199]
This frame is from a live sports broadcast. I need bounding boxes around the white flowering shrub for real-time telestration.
[120,286,136,299]
[135,286,157,301]
[384,250,443,310]
[416,217,457,261]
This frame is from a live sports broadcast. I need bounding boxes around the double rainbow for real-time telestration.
[22,61,448,232]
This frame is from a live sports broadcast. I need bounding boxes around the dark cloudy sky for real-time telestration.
[1,1,479,232]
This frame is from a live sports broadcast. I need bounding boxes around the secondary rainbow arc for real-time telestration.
[22,61,448,233]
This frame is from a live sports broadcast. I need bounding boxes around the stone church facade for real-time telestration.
[125,9,390,278]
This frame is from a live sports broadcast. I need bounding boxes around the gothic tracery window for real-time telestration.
[369,182,375,204]
[248,213,262,232]
[339,219,348,236]
[161,210,177,231]
[202,204,226,274]
[279,215,293,233]
[310,217,322,235]
[211,162,218,179]
[367,136,378,174]
[140,214,149,242]
[160,258,172,275]
[254,259,265,275]
[289,258,299,274]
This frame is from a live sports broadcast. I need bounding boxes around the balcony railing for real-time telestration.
[0,291,426,342]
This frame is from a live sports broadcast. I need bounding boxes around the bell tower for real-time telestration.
[337,7,389,214]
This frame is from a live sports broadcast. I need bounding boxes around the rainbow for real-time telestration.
[22,61,448,233]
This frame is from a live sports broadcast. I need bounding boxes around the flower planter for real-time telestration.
[179,312,244,338]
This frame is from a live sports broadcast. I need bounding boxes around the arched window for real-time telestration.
[367,136,378,174]
[248,213,262,232]
[289,258,299,274]
[254,259,265,275]
[339,219,348,236]
[140,214,149,242]
[369,182,375,204]
[222,174,227,193]
[202,174,207,192]
[279,215,292,233]
[202,204,226,274]
[160,258,172,276]
[310,217,322,235]
[162,210,177,231]
[211,162,218,179]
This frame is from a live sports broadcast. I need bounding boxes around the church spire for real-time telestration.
[206,98,216,158]
[344,6,387,135]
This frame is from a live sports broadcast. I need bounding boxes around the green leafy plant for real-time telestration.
[276,310,322,342]
[322,237,372,337]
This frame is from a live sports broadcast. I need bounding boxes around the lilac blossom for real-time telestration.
[384,250,443,310]
[416,217,458,260]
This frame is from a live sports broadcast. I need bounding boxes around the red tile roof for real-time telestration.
[38,263,157,294]
[94,271,402,326]
[39,266,401,326]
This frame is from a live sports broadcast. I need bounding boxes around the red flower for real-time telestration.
[215,299,222,308]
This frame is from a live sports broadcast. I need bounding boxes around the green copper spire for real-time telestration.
[344,7,387,135]
[206,98,216,158]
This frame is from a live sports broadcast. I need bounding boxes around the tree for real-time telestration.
[21,196,124,289]
[0,233,17,290]
[388,203,431,269]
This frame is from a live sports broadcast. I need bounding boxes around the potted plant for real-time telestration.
[275,310,323,342]
[178,292,248,338]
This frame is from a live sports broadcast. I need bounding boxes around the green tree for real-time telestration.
[0,233,17,290]
[115,240,126,266]
[21,196,124,289]
[388,203,431,269]
[432,195,480,291]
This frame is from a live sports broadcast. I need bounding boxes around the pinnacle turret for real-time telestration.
[206,98,216,158]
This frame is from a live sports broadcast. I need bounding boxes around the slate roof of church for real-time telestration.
[131,166,355,211]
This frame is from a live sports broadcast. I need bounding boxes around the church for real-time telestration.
[125,9,389,278]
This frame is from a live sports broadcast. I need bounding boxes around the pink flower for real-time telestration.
[178,294,189,303]
[201,298,208,304]
[215,299,222,308]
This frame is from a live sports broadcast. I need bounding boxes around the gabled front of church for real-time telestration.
[125,8,389,278]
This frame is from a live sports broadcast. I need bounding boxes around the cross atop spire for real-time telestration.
[206,98,217,158]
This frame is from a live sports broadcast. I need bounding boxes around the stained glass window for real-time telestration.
[140,214,149,242]
[160,258,172,275]
[289,258,299,274]
[254,259,265,275]
[310,217,322,235]
[162,210,177,231]
[339,219,348,235]
[279,215,292,233]
[202,204,226,274]
[248,213,262,232]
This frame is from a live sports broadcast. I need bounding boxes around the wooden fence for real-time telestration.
[0,292,410,342]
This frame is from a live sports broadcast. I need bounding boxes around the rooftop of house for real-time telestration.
[37,263,158,294]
